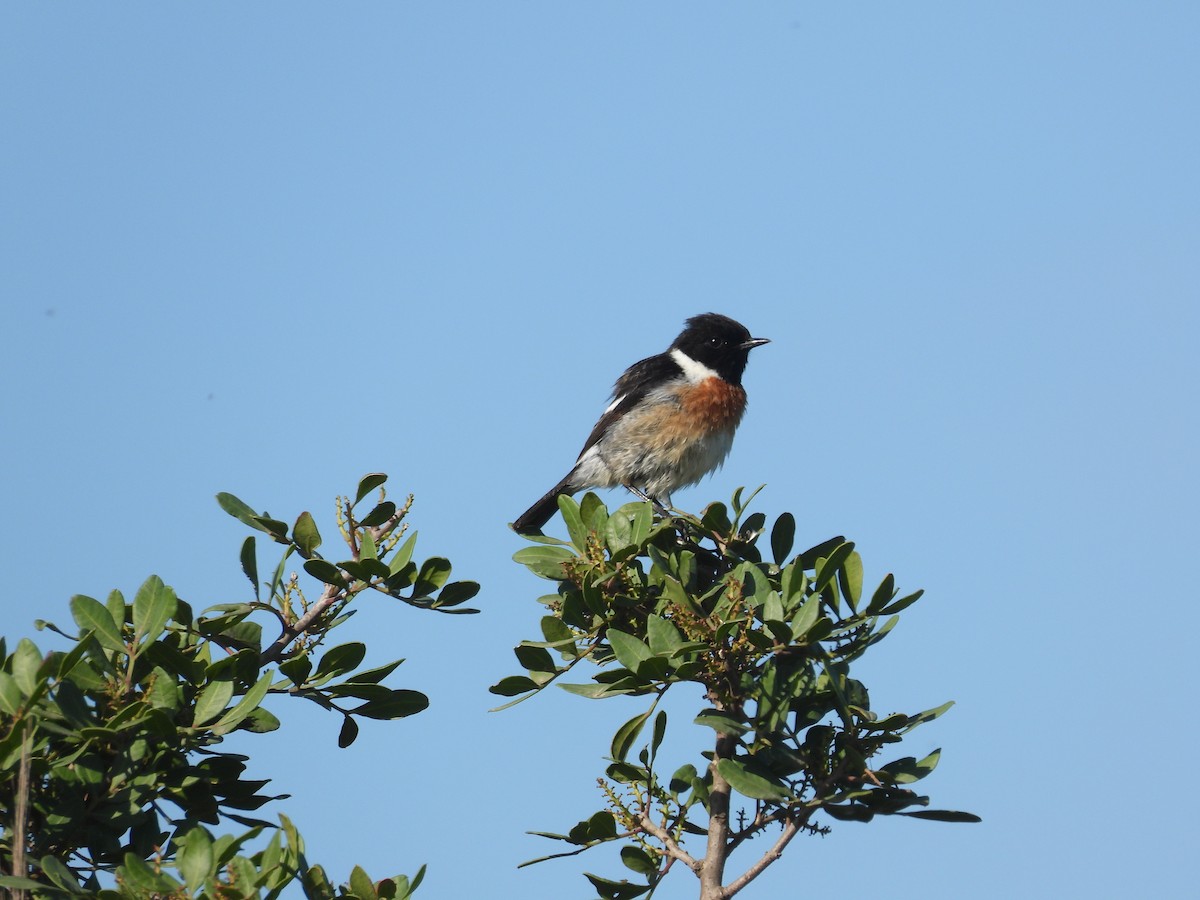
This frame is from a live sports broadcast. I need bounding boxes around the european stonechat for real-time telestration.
[513,313,768,534]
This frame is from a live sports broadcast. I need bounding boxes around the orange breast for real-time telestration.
[679,377,747,435]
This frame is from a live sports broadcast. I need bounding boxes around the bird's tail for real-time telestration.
[513,476,575,534]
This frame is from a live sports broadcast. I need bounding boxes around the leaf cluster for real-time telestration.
[0,474,460,898]
[495,490,978,899]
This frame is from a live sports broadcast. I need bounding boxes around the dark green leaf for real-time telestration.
[770,512,796,565]
[584,872,651,899]
[360,501,397,527]
[413,557,453,595]
[338,715,359,748]
[813,542,856,592]
[355,473,388,505]
[865,573,896,614]
[346,659,404,685]
[239,536,259,599]
[216,492,268,531]
[900,809,982,823]
[515,644,556,674]
[353,689,429,719]
[315,643,367,679]
[716,757,791,800]
[303,558,346,587]
[434,581,480,608]
[880,589,925,616]
[620,846,659,877]
[611,709,652,761]
[490,675,539,696]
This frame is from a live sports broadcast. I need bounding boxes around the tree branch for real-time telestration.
[722,815,806,898]
[259,581,344,665]
[639,812,700,873]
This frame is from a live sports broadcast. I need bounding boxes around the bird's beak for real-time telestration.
[742,337,770,350]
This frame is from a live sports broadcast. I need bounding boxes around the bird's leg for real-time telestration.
[624,484,675,518]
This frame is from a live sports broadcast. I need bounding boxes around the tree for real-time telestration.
[0,473,477,898]
[493,488,979,900]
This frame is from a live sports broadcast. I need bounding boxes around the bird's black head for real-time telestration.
[670,313,769,385]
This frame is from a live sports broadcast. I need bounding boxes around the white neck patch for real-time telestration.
[671,348,719,383]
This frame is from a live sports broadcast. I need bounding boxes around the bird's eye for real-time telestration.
[708,336,722,346]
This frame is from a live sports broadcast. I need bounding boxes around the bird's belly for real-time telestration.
[596,378,745,495]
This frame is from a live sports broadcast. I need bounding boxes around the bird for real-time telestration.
[513,313,769,534]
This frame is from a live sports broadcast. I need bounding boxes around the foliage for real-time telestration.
[495,489,978,899]
[0,473,474,898]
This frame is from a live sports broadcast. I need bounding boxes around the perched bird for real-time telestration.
[513,313,769,534]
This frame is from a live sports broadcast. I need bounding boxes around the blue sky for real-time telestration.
[2,3,1197,898]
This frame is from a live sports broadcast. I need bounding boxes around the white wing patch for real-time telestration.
[670,348,719,383]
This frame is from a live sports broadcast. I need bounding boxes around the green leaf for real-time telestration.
[303,558,347,587]
[132,575,176,649]
[620,845,659,877]
[349,866,376,899]
[839,550,864,611]
[513,544,575,579]
[193,679,235,727]
[176,827,214,892]
[490,675,539,696]
[903,700,955,731]
[434,581,480,608]
[515,644,556,675]
[360,501,397,527]
[355,473,388,505]
[353,689,429,719]
[716,757,791,800]
[70,594,125,653]
[694,710,749,735]
[880,589,925,616]
[770,512,795,565]
[645,615,684,656]
[611,709,652,761]
[216,491,267,530]
[12,638,43,696]
[0,673,23,716]
[338,715,360,748]
[413,557,453,595]
[293,511,322,556]
[584,872,651,899]
[865,573,896,614]
[315,643,368,680]
[346,659,404,685]
[389,531,419,574]
[239,536,259,599]
[607,629,651,671]
[211,671,274,735]
[900,809,982,823]
[813,541,856,592]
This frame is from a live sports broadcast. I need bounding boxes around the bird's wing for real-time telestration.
[575,352,678,460]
